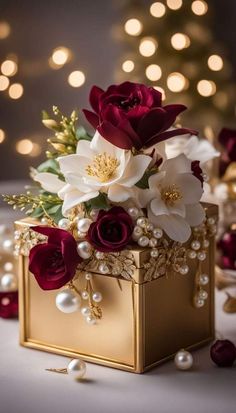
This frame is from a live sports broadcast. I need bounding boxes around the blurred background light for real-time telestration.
[197,79,216,96]
[191,0,208,16]
[68,70,85,87]
[1,60,18,77]
[207,54,223,71]
[0,75,10,91]
[139,37,157,57]
[122,60,135,72]
[171,33,191,50]
[51,46,71,66]
[166,0,183,11]
[0,21,11,39]
[124,18,143,36]
[145,64,162,81]
[0,129,6,144]
[16,139,33,155]
[167,72,188,92]
[150,2,166,18]
[8,83,24,99]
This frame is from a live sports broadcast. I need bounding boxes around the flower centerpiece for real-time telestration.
[4,82,219,372]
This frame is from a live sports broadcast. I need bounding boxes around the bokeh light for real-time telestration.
[197,80,216,97]
[51,47,70,66]
[0,129,6,144]
[16,139,33,155]
[8,83,24,99]
[139,37,157,57]
[171,33,190,50]
[124,18,143,36]
[0,22,11,39]
[145,64,162,81]
[207,54,223,71]
[0,75,10,91]
[167,72,188,92]
[191,1,208,16]
[150,2,166,18]
[1,60,18,77]
[166,0,183,10]
[122,60,135,72]
[68,70,85,87]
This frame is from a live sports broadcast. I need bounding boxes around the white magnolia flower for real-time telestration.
[163,134,220,166]
[53,131,151,215]
[34,172,65,193]
[140,154,205,243]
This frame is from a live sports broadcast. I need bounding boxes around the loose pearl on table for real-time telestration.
[58,218,70,230]
[138,236,149,247]
[153,228,163,239]
[55,290,81,313]
[174,349,193,370]
[81,306,91,316]
[92,292,102,303]
[77,241,92,259]
[0,273,17,291]
[67,359,86,380]
[77,218,92,233]
[199,273,209,286]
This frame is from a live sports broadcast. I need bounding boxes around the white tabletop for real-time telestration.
[0,290,235,413]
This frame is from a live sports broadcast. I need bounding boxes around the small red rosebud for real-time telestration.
[210,339,236,367]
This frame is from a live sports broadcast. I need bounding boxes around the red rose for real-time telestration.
[191,160,204,187]
[218,229,236,270]
[83,82,196,150]
[218,128,236,176]
[87,207,133,252]
[0,291,18,319]
[29,226,81,290]
[210,340,236,367]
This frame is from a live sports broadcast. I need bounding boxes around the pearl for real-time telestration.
[203,239,210,248]
[55,290,80,313]
[85,273,92,281]
[153,228,163,239]
[132,226,143,239]
[197,251,206,261]
[137,217,148,228]
[188,250,197,259]
[3,262,14,272]
[95,251,105,260]
[150,248,159,258]
[86,315,96,325]
[77,241,92,259]
[41,217,49,225]
[14,230,21,240]
[58,218,70,230]
[174,349,193,370]
[179,264,189,275]
[199,273,209,286]
[199,289,208,300]
[149,237,157,248]
[67,359,86,380]
[82,290,89,300]
[0,273,17,291]
[194,297,205,308]
[128,207,139,219]
[3,239,13,250]
[98,263,109,274]
[81,306,91,316]
[191,240,201,250]
[138,236,149,247]
[77,218,92,233]
[207,217,215,225]
[92,292,103,303]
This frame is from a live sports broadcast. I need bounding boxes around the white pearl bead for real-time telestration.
[81,306,91,316]
[41,217,49,225]
[92,292,103,303]
[138,236,149,247]
[199,273,209,286]
[98,263,109,274]
[85,273,92,281]
[58,218,70,230]
[77,241,92,259]
[0,273,17,291]
[82,290,89,300]
[3,262,14,272]
[149,237,157,248]
[95,251,105,260]
[188,250,197,259]
[137,217,148,228]
[14,230,21,240]
[174,349,193,370]
[153,228,163,239]
[77,218,92,233]
[191,240,201,250]
[55,290,80,313]
[194,297,205,308]
[67,359,86,380]
[199,289,208,300]
[128,207,139,219]
[146,223,154,232]
[132,226,143,240]
[207,217,215,225]
[203,239,210,248]
[197,251,206,261]
[179,264,189,275]
[150,248,159,258]
[86,315,96,325]
[3,239,13,250]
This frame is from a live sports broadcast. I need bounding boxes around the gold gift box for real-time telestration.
[15,203,218,373]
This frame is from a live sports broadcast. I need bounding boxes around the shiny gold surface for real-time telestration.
[17,203,218,373]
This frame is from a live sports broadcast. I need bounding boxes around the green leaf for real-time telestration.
[37,159,60,174]
[76,126,92,142]
[46,204,62,214]
[85,193,108,211]
[135,169,157,189]
[30,207,44,218]
[52,206,64,224]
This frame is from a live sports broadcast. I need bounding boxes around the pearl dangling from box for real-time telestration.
[174,349,193,370]
[55,290,81,313]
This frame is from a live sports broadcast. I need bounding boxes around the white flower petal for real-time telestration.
[148,207,191,243]
[120,154,152,187]
[76,139,94,158]
[162,153,192,175]
[148,172,166,192]
[90,130,124,158]
[34,172,65,193]
[58,154,85,176]
[108,184,133,203]
[150,196,169,216]
[64,173,100,192]
[62,189,99,216]
[185,203,205,227]
[185,136,220,165]
[168,201,186,217]
[174,173,203,204]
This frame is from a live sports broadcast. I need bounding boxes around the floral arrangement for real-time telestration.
[4,82,219,324]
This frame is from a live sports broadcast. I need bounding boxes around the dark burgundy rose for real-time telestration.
[191,160,204,187]
[87,206,133,252]
[0,291,18,319]
[218,128,236,176]
[29,226,81,290]
[210,339,236,367]
[83,82,196,150]
[217,229,236,270]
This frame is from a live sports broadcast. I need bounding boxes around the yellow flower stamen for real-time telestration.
[86,152,120,183]
[161,184,182,206]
